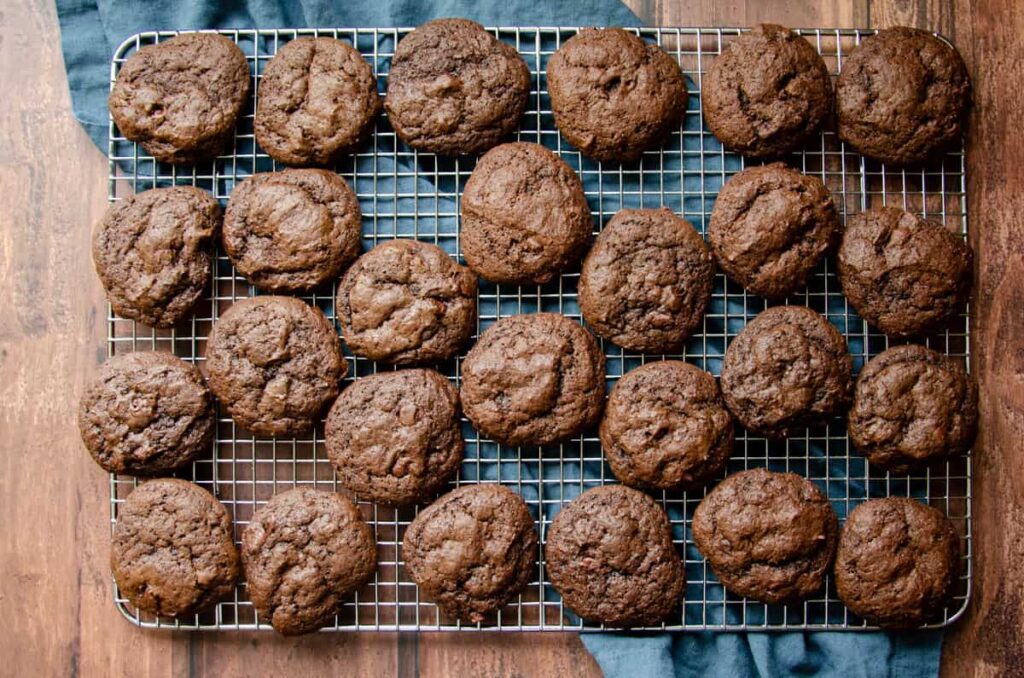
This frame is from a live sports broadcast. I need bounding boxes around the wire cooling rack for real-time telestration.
[107,27,971,632]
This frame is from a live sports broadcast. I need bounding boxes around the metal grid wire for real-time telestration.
[107,27,971,632]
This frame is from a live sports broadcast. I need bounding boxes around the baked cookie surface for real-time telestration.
[547,28,686,162]
[223,169,362,293]
[837,27,970,166]
[112,478,239,618]
[384,19,530,154]
[545,485,684,626]
[109,33,250,164]
[255,37,380,166]
[403,484,537,621]
[93,186,219,328]
[460,313,605,446]
[692,469,838,603]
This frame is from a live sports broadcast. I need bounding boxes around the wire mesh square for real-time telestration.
[107,26,971,632]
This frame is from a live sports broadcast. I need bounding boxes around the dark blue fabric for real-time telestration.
[55,2,943,676]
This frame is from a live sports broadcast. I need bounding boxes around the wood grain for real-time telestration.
[1,0,1022,675]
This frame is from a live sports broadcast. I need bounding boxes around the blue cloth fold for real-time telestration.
[55,1,943,676]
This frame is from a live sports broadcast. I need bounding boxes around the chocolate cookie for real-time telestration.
[242,487,377,635]
[255,37,380,166]
[460,313,605,447]
[578,208,714,353]
[836,27,970,166]
[109,33,250,164]
[702,24,832,159]
[112,479,239,617]
[223,169,362,293]
[838,207,972,338]
[835,498,959,628]
[709,163,840,298]
[600,361,733,491]
[336,240,477,365]
[325,369,463,506]
[692,469,838,603]
[79,352,215,475]
[403,484,538,621]
[849,345,978,473]
[720,306,852,438]
[545,484,684,626]
[460,142,592,285]
[93,186,219,328]
[384,19,530,154]
[546,28,686,163]
[205,296,345,437]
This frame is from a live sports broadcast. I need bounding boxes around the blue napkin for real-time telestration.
[56,2,944,676]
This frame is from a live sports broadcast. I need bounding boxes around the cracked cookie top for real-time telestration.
[835,497,959,628]
[702,24,832,159]
[547,28,686,163]
[224,169,362,293]
[600,360,734,491]
[545,484,684,626]
[93,186,219,328]
[205,296,345,437]
[255,37,381,166]
[837,27,970,166]
[403,484,537,622]
[849,344,977,473]
[460,142,592,285]
[109,33,250,164]
[336,240,477,365]
[460,313,605,447]
[693,468,838,603]
[579,208,714,354]
[112,478,239,618]
[241,487,376,635]
[720,305,852,438]
[325,368,463,506]
[838,207,972,338]
[709,163,840,299]
[79,352,215,475]
[384,19,530,155]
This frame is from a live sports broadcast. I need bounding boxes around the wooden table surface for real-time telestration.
[2,0,1021,675]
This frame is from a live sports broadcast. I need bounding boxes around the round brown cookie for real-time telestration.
[849,345,978,473]
[109,33,250,164]
[384,19,530,154]
[720,306,852,438]
[702,25,832,159]
[546,28,686,163]
[242,487,377,635]
[93,186,219,328]
[579,208,714,354]
[325,369,463,506]
[836,27,970,166]
[205,296,345,437]
[223,169,362,293]
[835,498,959,628]
[838,207,972,338]
[460,313,605,447]
[78,352,215,475]
[336,240,477,365]
[545,484,684,626]
[692,468,838,603]
[112,478,239,618]
[460,142,592,285]
[600,361,733,491]
[709,163,841,299]
[255,37,380,166]
[403,484,538,621]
